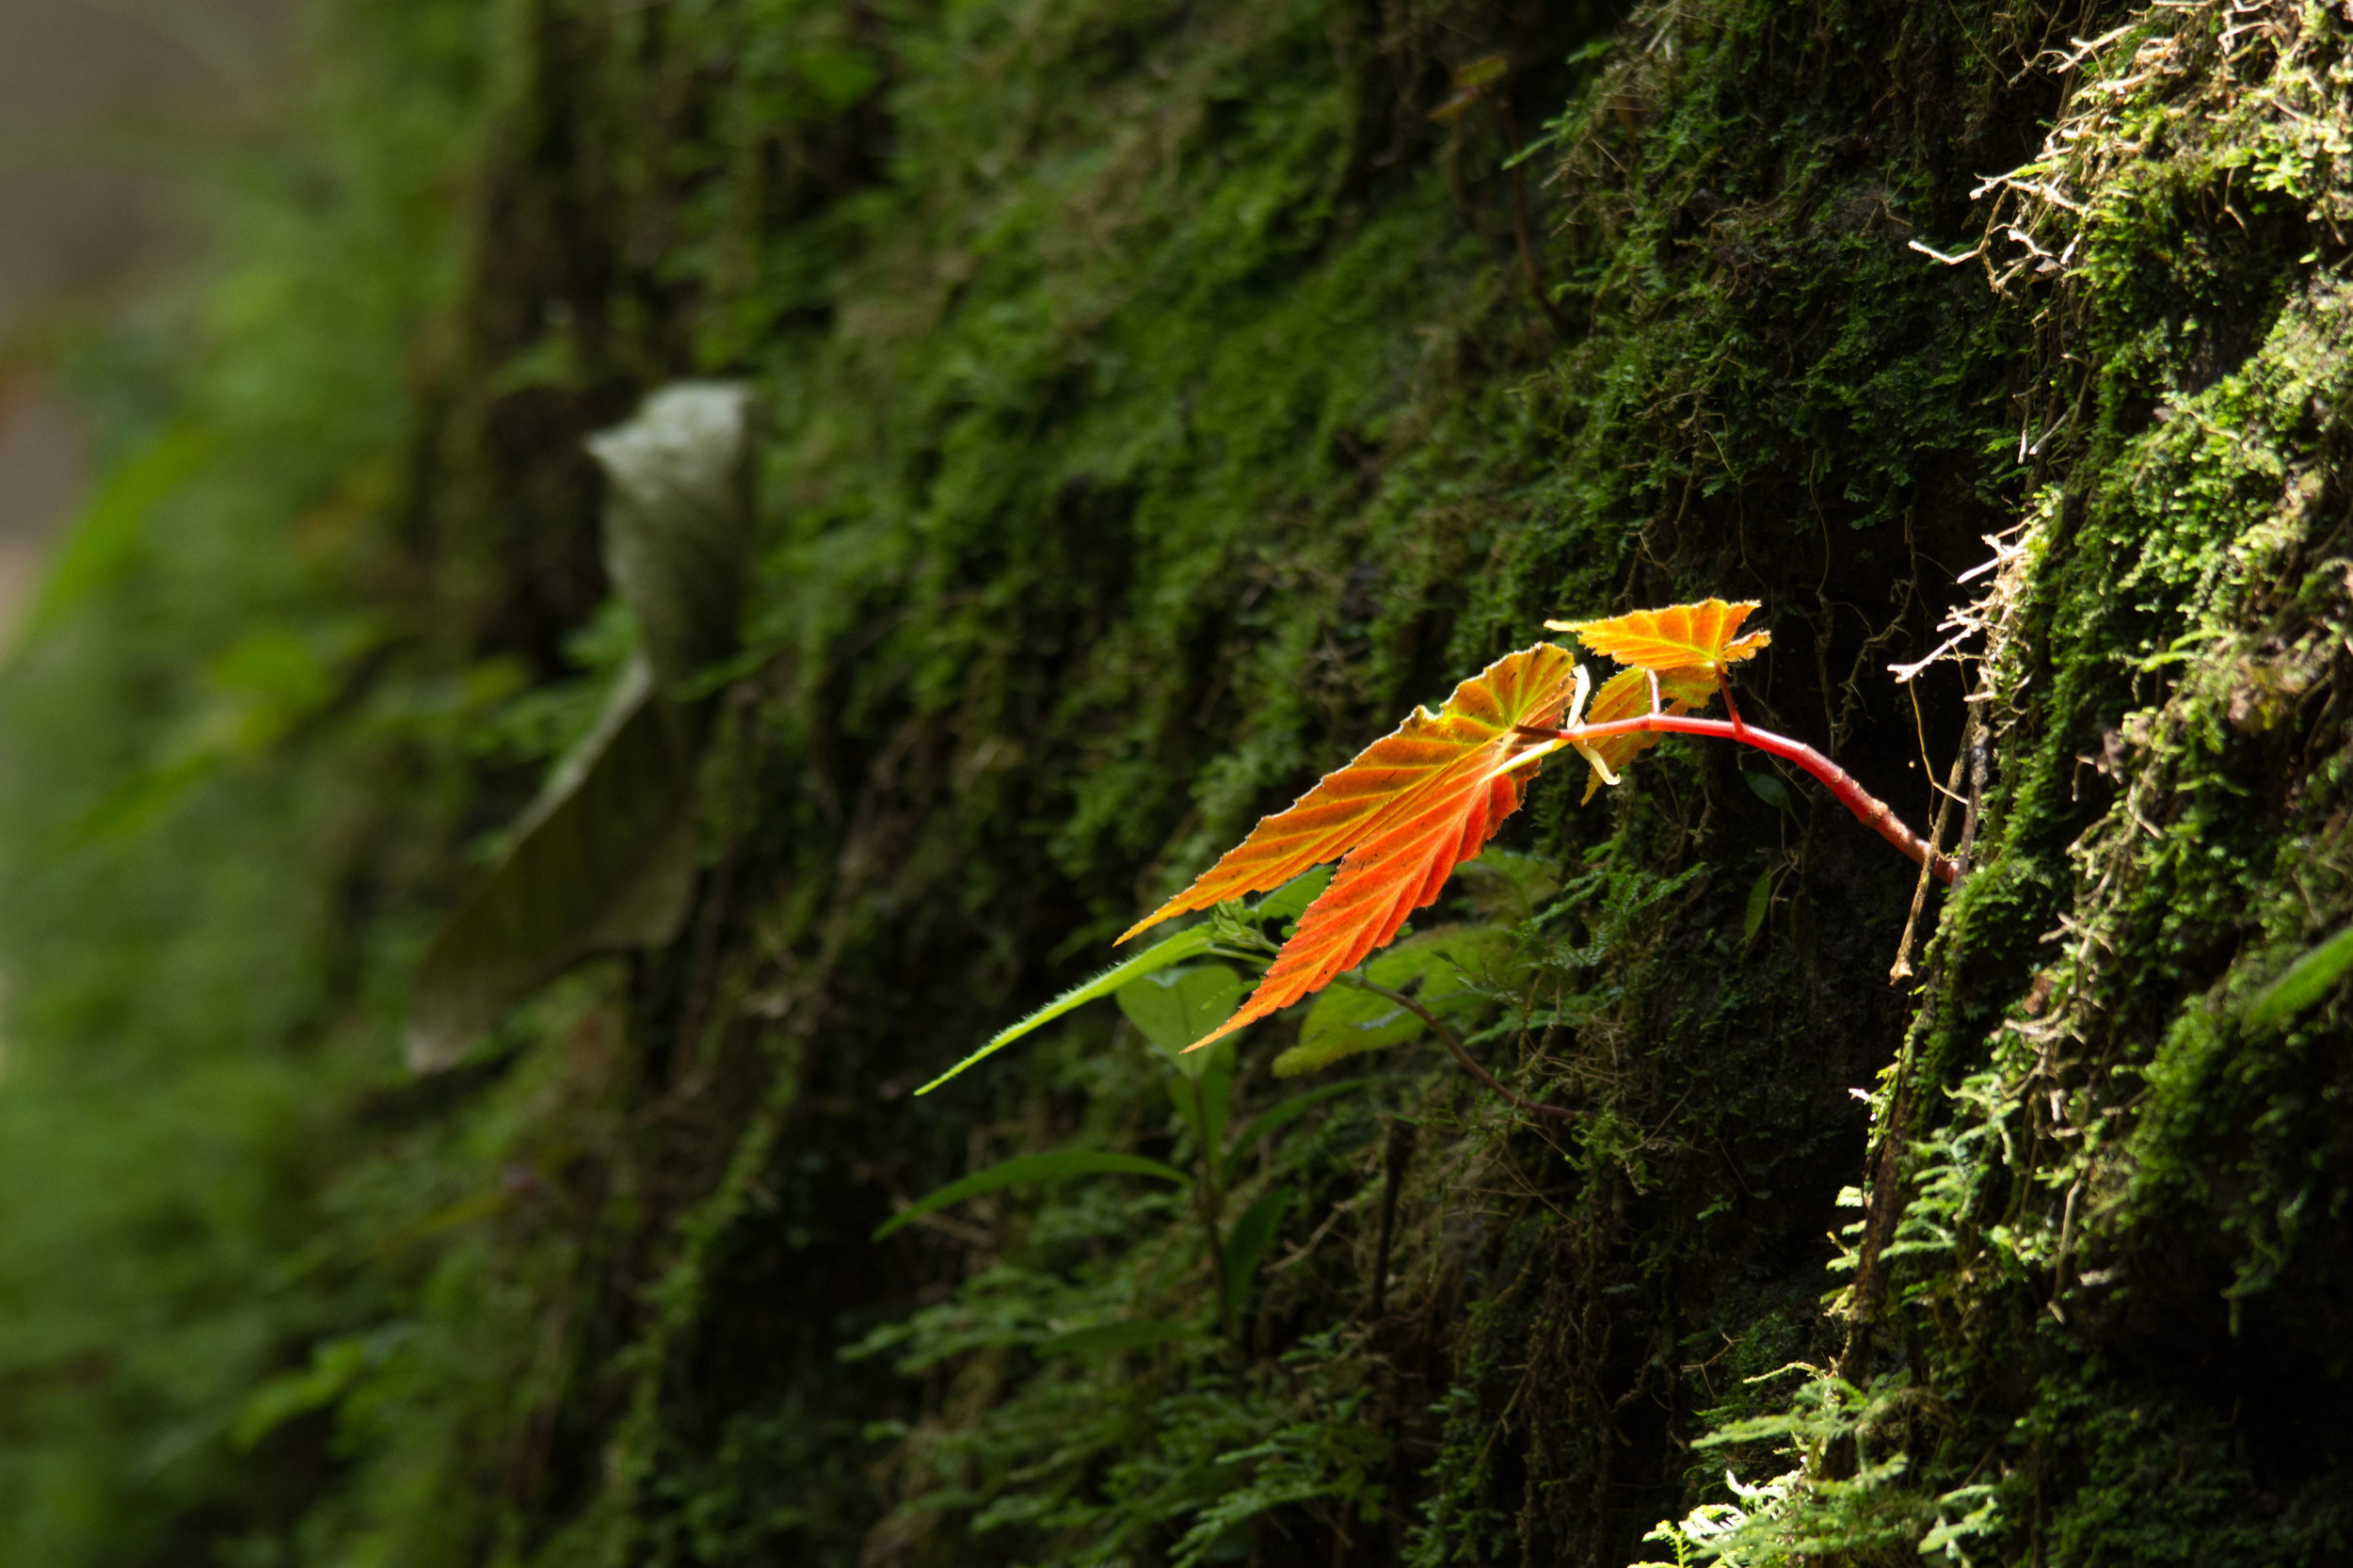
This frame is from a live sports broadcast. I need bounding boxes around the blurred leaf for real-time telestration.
[586,381,758,694]
[794,48,882,110]
[2249,925,2353,1029]
[1224,1188,1293,1319]
[1452,848,1560,923]
[873,1151,1190,1240]
[407,383,759,1070]
[404,657,699,1070]
[1744,771,1797,813]
[1453,54,1509,89]
[1225,1079,1377,1176]
[1743,867,1774,943]
[1036,1320,1200,1357]
[20,423,216,646]
[230,1325,410,1452]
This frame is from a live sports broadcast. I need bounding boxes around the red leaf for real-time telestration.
[1548,599,1769,674]
[1574,665,1710,801]
[1150,645,1580,1052]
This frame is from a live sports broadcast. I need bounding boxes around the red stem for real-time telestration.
[1523,715,1961,887]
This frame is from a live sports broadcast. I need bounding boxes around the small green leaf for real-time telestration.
[1452,849,1561,922]
[1253,866,1336,928]
[232,1339,370,1451]
[1280,986,1421,1077]
[24,423,216,643]
[1744,771,1797,813]
[1036,1319,1201,1357]
[1369,924,1513,992]
[2248,925,2353,1029]
[1743,868,1774,942]
[1452,54,1510,89]
[1273,925,1514,1077]
[1224,1188,1294,1319]
[1118,965,1246,1059]
[873,1150,1189,1240]
[1224,1079,1379,1177]
[230,1324,411,1451]
[917,924,1214,1094]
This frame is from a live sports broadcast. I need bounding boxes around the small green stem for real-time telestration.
[1187,1076,1235,1336]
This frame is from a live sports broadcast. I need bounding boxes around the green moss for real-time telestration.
[9,0,2352,1563]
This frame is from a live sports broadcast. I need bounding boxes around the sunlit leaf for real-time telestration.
[1574,665,1713,802]
[1120,645,1580,944]
[1549,598,1769,674]
[1129,648,1578,1052]
[915,924,1214,1094]
[872,1150,1190,1240]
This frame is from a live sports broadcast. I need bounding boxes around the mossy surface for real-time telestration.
[0,0,2345,1564]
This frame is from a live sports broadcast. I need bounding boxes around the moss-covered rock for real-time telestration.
[2,0,2346,1564]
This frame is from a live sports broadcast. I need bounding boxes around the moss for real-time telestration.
[9,0,2352,1564]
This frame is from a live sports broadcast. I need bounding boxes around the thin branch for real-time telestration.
[1345,976,1578,1123]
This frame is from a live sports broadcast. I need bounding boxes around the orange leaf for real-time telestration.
[1158,645,1581,1053]
[1120,644,1581,944]
[1547,598,1769,674]
[1576,665,1711,802]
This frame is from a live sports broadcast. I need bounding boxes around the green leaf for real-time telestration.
[405,658,700,1071]
[917,924,1214,1094]
[1743,771,1797,813]
[407,383,760,1071]
[1452,849,1561,923]
[1224,1079,1378,1178]
[1743,868,1774,942]
[21,423,216,645]
[230,1324,410,1451]
[872,1150,1189,1240]
[1224,1188,1293,1319]
[2249,924,2353,1029]
[1036,1319,1201,1357]
[1119,965,1246,1061]
[1253,866,1335,928]
[1280,986,1422,1077]
[1368,923,1513,993]
[1453,53,1509,89]
[232,1338,370,1451]
[1273,925,1513,1077]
